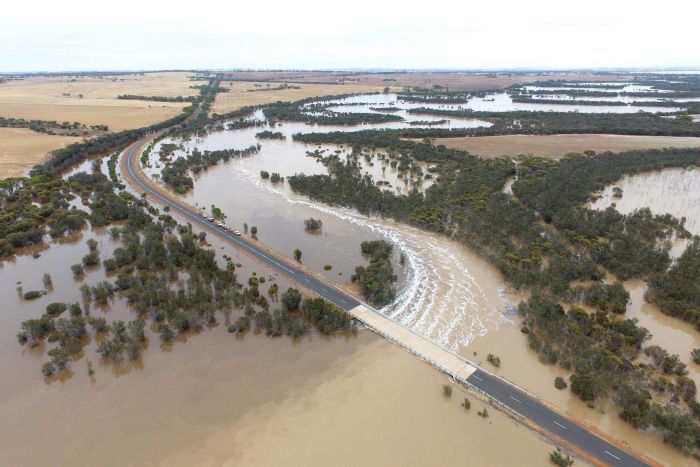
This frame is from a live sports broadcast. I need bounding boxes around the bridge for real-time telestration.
[121,133,652,467]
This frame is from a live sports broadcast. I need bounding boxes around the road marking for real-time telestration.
[604,450,621,461]
[509,395,522,404]
[472,375,483,381]
[553,421,567,430]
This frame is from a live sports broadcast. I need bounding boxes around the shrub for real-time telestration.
[323,264,333,271]
[23,290,44,300]
[549,448,574,466]
[554,376,567,390]
[294,248,302,262]
[487,353,501,368]
[442,384,452,397]
[692,348,700,365]
[304,218,323,232]
[461,397,471,410]
[71,263,84,276]
[46,302,67,316]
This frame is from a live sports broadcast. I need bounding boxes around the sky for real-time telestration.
[2,0,699,72]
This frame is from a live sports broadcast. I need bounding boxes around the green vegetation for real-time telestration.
[549,448,574,466]
[263,101,403,126]
[256,130,285,140]
[11,163,354,379]
[161,145,259,193]
[294,248,302,262]
[117,94,196,103]
[646,239,700,329]
[461,397,471,410]
[0,116,106,135]
[442,384,452,397]
[406,108,700,137]
[486,353,501,368]
[286,125,700,453]
[304,218,323,232]
[554,376,567,390]
[351,240,396,307]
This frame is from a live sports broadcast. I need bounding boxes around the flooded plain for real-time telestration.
[146,108,512,352]
[591,166,700,236]
[322,92,681,114]
[4,91,700,465]
[0,222,556,466]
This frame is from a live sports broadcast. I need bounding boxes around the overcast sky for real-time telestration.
[2,0,699,72]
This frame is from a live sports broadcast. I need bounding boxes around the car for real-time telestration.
[233,230,242,236]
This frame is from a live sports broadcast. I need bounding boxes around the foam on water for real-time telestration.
[238,166,512,352]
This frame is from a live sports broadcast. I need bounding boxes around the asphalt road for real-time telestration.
[123,135,650,467]
[124,138,360,312]
[467,369,648,467]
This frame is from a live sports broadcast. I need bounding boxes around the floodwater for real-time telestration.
[590,166,700,236]
[0,225,556,466]
[322,92,680,114]
[148,108,512,352]
[466,318,695,466]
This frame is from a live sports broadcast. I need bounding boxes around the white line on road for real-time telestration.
[472,375,483,381]
[509,395,522,404]
[605,450,621,461]
[553,421,567,430]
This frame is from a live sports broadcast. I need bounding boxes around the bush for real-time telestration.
[82,252,100,266]
[260,170,270,179]
[442,384,452,397]
[23,290,44,300]
[46,302,67,316]
[323,264,333,271]
[71,263,84,276]
[461,397,471,410]
[294,248,302,262]
[549,448,574,466]
[554,376,567,390]
[692,348,700,365]
[487,353,501,368]
[304,218,323,232]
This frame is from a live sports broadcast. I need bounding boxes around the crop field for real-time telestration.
[0,127,81,178]
[211,81,393,115]
[219,71,632,91]
[0,72,196,130]
[429,134,700,158]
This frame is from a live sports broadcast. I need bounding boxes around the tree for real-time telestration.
[281,287,302,311]
[294,248,302,262]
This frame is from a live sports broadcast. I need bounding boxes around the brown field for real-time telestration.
[427,134,700,158]
[0,128,81,178]
[220,71,633,91]
[0,72,197,131]
[211,81,394,115]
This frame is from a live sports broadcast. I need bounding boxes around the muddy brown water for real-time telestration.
[3,96,698,465]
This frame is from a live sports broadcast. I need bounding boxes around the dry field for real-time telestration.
[0,72,197,131]
[427,134,700,159]
[0,128,81,177]
[211,81,393,115]
[220,71,632,91]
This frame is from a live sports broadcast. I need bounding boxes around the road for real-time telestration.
[122,135,651,467]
